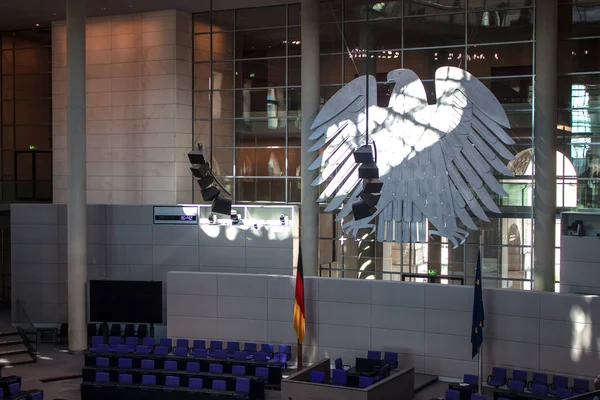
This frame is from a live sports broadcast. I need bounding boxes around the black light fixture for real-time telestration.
[212,195,232,215]
[187,144,232,215]
[352,143,381,221]
[208,213,215,224]
[231,210,241,226]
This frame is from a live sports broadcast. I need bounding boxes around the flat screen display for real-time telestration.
[89,280,163,324]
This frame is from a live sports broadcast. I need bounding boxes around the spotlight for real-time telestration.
[212,195,232,215]
[208,213,215,224]
[353,144,375,164]
[358,164,379,179]
[363,179,383,193]
[188,145,206,165]
[201,186,220,202]
[197,175,215,190]
[187,143,233,215]
[231,211,241,225]
[352,199,376,221]
[280,214,286,225]
[190,163,209,178]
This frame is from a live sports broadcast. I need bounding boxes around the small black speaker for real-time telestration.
[359,163,379,179]
[188,149,206,165]
[363,179,383,194]
[201,186,220,202]
[197,175,215,190]
[352,199,376,220]
[212,195,232,215]
[353,145,375,164]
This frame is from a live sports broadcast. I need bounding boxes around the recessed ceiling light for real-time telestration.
[35,23,40,27]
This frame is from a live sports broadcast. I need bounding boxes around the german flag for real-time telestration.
[293,247,305,344]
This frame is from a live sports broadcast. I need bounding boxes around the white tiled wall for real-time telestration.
[167,272,600,380]
[52,10,193,205]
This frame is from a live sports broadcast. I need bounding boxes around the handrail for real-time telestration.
[15,298,35,331]
[565,389,600,400]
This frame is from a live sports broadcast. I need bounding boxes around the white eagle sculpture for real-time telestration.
[309,67,515,247]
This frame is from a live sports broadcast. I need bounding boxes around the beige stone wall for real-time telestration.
[52,10,193,205]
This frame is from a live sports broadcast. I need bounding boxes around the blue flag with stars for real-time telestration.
[471,250,484,359]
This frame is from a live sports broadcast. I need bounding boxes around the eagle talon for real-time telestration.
[342,218,376,238]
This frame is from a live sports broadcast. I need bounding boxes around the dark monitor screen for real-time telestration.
[355,358,383,373]
[89,280,163,324]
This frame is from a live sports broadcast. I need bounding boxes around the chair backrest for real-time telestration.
[227,341,240,351]
[154,345,169,356]
[160,338,172,348]
[279,344,291,354]
[164,360,178,371]
[110,324,121,336]
[492,367,507,378]
[210,340,223,350]
[116,344,130,354]
[512,370,527,383]
[189,378,203,389]
[553,375,568,389]
[193,339,206,350]
[384,351,398,362]
[173,346,188,357]
[233,351,247,361]
[118,374,133,384]
[91,336,104,345]
[574,378,590,393]
[508,380,525,393]
[236,377,251,394]
[137,325,148,338]
[209,363,223,374]
[109,336,122,346]
[446,389,460,400]
[96,357,109,367]
[274,353,287,364]
[359,376,374,389]
[31,392,43,400]
[254,352,268,362]
[532,372,548,386]
[192,348,208,358]
[95,372,109,383]
[464,374,478,386]
[472,394,487,400]
[310,371,325,384]
[176,339,189,348]
[244,342,257,352]
[255,367,269,379]
[96,344,109,353]
[125,337,138,347]
[124,324,135,336]
[367,350,381,360]
[261,343,274,354]
[142,337,155,347]
[141,359,155,369]
[556,388,572,399]
[212,379,227,391]
[335,358,343,370]
[531,384,548,396]
[232,365,246,376]
[135,345,150,354]
[142,375,156,385]
[118,358,132,369]
[380,364,390,379]
[186,362,200,373]
[166,376,180,387]
[213,349,227,359]
[332,369,347,386]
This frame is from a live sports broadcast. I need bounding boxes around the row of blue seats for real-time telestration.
[90,337,291,359]
[487,367,591,397]
[94,357,270,380]
[94,371,251,398]
[310,366,391,388]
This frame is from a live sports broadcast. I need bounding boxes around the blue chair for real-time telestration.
[116,344,131,354]
[91,336,104,346]
[96,343,110,353]
[508,380,525,393]
[573,378,590,394]
[30,392,43,400]
[165,376,180,388]
[227,341,240,353]
[255,367,269,380]
[176,339,189,349]
[550,375,569,395]
[487,367,507,388]
[192,348,208,358]
[273,353,287,369]
[173,346,188,357]
[118,374,133,384]
[164,360,177,371]
[531,372,548,388]
[464,374,478,392]
[154,346,169,356]
[261,343,274,358]
[530,384,548,396]
[359,376,374,389]
[510,369,528,385]
[160,338,172,349]
[446,389,460,400]
[378,364,390,381]
[142,337,155,348]
[109,336,122,349]
[135,345,151,354]
[555,388,573,399]
[332,369,347,386]
[232,365,246,376]
[367,350,381,360]
[279,344,292,360]
[233,351,247,361]
[193,339,206,350]
[142,375,156,386]
[212,349,227,359]
[96,357,109,368]
[212,380,226,391]
[118,358,132,369]
[189,378,203,389]
[244,342,257,357]
[472,395,487,400]
[384,352,398,369]
[95,372,109,383]
[209,363,223,374]
[125,336,138,348]
[186,362,200,373]
[210,340,223,352]
[310,371,325,384]
[236,377,251,397]
[254,352,269,362]
[141,359,154,369]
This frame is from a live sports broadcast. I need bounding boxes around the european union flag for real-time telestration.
[471,250,485,359]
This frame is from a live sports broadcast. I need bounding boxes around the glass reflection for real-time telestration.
[467,9,533,43]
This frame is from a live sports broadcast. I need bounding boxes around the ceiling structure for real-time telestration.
[0,0,294,30]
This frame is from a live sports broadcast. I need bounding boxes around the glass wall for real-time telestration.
[193,1,600,289]
[0,29,52,202]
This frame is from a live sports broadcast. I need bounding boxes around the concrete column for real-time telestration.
[66,0,88,351]
[301,0,320,276]
[533,0,558,292]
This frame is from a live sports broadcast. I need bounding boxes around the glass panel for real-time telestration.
[288,147,301,176]
[321,23,344,54]
[1,101,13,124]
[404,14,465,48]
[558,110,600,137]
[236,148,286,177]
[287,27,302,57]
[193,62,234,91]
[290,1,344,25]
[14,48,50,74]
[405,0,466,15]
[288,87,301,117]
[236,6,287,30]
[505,111,533,146]
[288,57,302,86]
[1,34,12,50]
[211,147,234,176]
[466,43,533,78]
[1,51,13,73]
[194,10,235,33]
[193,177,233,204]
[558,3,600,38]
[236,178,286,202]
[558,38,600,74]
[16,126,50,150]
[469,0,532,10]
[235,28,287,59]
[320,54,343,85]
[479,77,533,111]
[2,150,13,180]
[235,58,287,88]
[35,151,52,181]
[14,30,51,48]
[2,126,13,150]
[576,179,600,209]
[235,88,289,119]
[194,91,234,119]
[235,119,286,147]
[14,74,50,99]
[288,178,301,202]
[1,76,12,100]
[344,0,370,21]
[404,47,465,80]
[344,19,405,52]
[467,10,533,44]
[558,74,600,109]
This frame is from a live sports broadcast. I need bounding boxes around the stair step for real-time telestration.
[0,340,24,347]
[0,349,29,358]
[0,343,28,353]
[0,331,20,338]
[0,351,35,366]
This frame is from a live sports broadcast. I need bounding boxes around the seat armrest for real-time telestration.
[508,378,512,384]
[487,376,492,383]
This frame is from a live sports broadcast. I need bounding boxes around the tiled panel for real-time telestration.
[106,265,132,280]
[217,296,267,320]
[425,309,470,336]
[167,294,217,317]
[11,225,60,244]
[106,244,153,265]
[371,328,425,355]
[152,265,198,283]
[424,357,478,378]
[105,224,153,245]
[12,283,67,304]
[153,245,199,266]
[425,333,472,361]
[217,318,268,342]
[168,316,217,339]
[153,225,199,246]
[319,301,371,327]
[217,274,267,298]
[539,345,599,378]
[245,247,292,271]
[318,324,370,351]
[371,281,425,308]
[12,264,63,284]
[12,244,59,264]
[266,275,295,299]
[483,339,539,370]
[539,292,600,323]
[371,305,425,332]
[318,278,371,304]
[105,205,153,225]
[245,226,293,248]
[199,225,246,247]
[539,319,596,349]
[425,284,472,312]
[484,289,539,319]
[485,314,539,344]
[11,204,59,225]
[267,298,294,322]
[197,246,246,268]
[167,271,217,296]
[129,265,154,281]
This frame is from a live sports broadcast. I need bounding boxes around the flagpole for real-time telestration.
[478,346,483,394]
[297,339,303,370]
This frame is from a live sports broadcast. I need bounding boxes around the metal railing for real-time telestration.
[15,299,37,359]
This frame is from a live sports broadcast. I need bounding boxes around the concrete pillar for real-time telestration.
[301,0,320,276]
[533,0,558,292]
[66,0,88,351]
